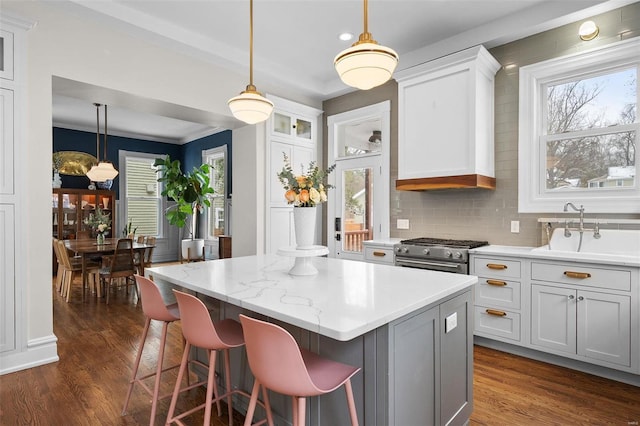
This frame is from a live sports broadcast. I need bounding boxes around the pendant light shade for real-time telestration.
[228,0,273,124]
[334,0,398,90]
[228,85,274,125]
[86,103,119,182]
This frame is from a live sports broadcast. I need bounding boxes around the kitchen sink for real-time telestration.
[532,228,640,257]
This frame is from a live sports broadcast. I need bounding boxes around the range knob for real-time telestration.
[453,251,462,259]
[444,250,452,258]
[422,248,430,255]
[397,246,408,254]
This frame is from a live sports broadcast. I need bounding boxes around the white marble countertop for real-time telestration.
[471,245,640,267]
[146,254,477,341]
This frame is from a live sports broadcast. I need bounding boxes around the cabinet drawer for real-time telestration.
[475,279,521,310]
[531,262,631,291]
[364,247,395,265]
[473,257,521,279]
[474,306,520,341]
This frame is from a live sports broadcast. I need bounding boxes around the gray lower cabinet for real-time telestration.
[198,289,473,425]
[471,251,639,380]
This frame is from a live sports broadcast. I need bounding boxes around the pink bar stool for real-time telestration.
[122,275,184,425]
[239,314,361,426]
[167,290,263,426]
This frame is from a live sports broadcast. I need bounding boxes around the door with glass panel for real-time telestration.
[327,102,390,260]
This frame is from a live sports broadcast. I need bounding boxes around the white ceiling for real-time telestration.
[50,0,631,144]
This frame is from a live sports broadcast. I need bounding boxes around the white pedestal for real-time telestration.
[277,245,329,276]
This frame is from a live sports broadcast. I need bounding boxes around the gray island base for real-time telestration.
[147,254,477,425]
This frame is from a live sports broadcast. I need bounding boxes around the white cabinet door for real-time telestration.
[531,284,576,354]
[268,207,294,253]
[578,290,631,366]
[0,204,15,353]
[270,141,313,208]
[0,88,14,195]
[270,141,293,207]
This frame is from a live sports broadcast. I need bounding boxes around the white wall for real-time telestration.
[0,0,277,371]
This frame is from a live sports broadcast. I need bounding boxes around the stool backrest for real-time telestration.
[135,275,179,322]
[173,290,226,348]
[239,314,318,396]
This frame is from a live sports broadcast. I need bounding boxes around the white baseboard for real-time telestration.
[0,334,59,375]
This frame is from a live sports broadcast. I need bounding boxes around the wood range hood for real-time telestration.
[396,174,496,191]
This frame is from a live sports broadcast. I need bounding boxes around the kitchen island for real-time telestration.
[146,254,477,425]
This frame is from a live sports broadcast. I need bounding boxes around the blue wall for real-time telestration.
[53,128,232,199]
[183,130,232,198]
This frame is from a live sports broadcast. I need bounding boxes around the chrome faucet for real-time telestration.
[563,202,585,251]
[563,202,584,229]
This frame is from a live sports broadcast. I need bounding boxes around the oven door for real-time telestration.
[395,257,467,274]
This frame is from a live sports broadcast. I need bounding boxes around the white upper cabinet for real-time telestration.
[395,46,500,191]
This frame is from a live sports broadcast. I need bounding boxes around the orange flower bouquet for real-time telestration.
[277,153,335,207]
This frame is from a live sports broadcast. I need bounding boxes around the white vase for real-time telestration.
[293,206,317,249]
[181,238,205,261]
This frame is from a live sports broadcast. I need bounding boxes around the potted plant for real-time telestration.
[154,155,213,260]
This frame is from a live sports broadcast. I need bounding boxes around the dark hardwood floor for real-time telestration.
[1,272,638,425]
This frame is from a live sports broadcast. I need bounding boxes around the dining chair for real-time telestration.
[239,314,360,426]
[136,235,146,244]
[167,290,263,426]
[133,236,156,275]
[99,238,138,304]
[56,239,100,302]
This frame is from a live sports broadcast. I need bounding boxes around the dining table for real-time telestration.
[64,237,155,301]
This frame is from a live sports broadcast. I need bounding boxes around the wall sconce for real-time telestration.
[579,21,599,41]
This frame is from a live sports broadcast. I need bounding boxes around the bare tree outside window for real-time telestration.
[544,68,636,190]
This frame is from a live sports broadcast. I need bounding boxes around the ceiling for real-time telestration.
[50,0,629,144]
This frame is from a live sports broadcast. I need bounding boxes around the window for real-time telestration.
[121,152,162,237]
[202,146,227,239]
[519,38,639,213]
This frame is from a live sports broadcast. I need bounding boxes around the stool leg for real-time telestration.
[297,397,306,426]
[243,380,261,426]
[122,317,151,415]
[262,385,274,426]
[166,341,191,425]
[204,349,220,425]
[149,321,169,425]
[223,349,233,426]
[344,379,359,426]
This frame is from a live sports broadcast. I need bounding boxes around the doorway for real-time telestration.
[327,101,390,260]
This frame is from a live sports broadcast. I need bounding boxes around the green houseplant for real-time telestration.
[154,155,213,259]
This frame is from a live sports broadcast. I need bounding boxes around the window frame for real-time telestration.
[518,37,639,213]
[202,145,227,241]
[118,150,164,238]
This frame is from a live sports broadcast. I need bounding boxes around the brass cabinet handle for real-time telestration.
[487,263,507,270]
[486,309,507,317]
[564,271,592,279]
[486,279,507,286]
[372,251,386,257]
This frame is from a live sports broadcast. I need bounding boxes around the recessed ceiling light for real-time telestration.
[578,20,599,41]
[339,32,353,41]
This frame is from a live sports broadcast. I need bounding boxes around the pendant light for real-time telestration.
[334,0,399,90]
[86,103,119,182]
[228,0,274,125]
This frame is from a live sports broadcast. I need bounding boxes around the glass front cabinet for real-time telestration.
[52,188,116,240]
[272,110,313,143]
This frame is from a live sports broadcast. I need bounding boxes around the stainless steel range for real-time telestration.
[394,238,489,274]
